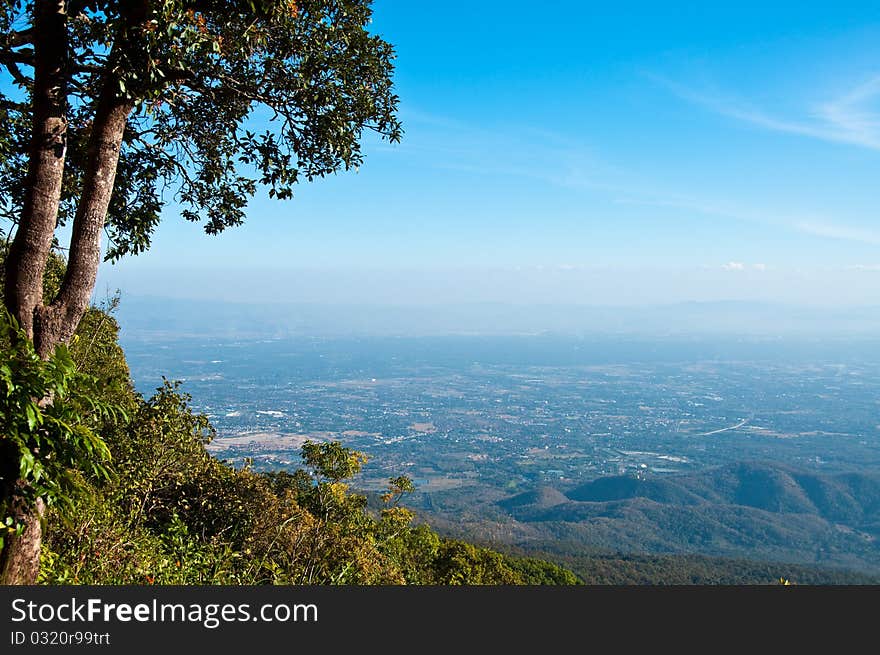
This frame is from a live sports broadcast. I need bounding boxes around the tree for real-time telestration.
[0,0,401,584]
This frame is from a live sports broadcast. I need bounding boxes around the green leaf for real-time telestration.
[24,404,39,431]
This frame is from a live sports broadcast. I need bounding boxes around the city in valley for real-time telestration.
[121,333,880,575]
[126,336,880,484]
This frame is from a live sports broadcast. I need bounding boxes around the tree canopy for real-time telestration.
[1,0,402,258]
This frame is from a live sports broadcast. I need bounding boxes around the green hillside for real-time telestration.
[490,462,880,575]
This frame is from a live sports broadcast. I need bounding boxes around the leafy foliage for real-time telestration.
[538,549,878,585]
[1,0,402,258]
[0,311,122,548]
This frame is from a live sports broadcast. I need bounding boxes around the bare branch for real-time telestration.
[5,28,33,48]
[0,47,34,65]
[70,62,103,74]
[1,59,30,86]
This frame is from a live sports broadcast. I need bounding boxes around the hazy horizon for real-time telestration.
[108,291,880,341]
[97,263,880,308]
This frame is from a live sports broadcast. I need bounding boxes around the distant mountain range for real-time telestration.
[113,295,880,339]
[493,462,880,574]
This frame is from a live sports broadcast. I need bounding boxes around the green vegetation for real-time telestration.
[0,310,116,544]
[509,546,879,585]
[489,463,880,575]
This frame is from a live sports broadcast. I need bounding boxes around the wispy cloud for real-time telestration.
[815,77,880,148]
[396,103,880,250]
[652,73,880,151]
[389,105,623,190]
[621,189,880,248]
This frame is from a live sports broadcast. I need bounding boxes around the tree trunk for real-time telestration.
[3,0,68,339]
[0,484,45,585]
[1,1,134,584]
[35,87,134,358]
[0,0,68,587]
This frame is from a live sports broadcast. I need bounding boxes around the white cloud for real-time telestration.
[720,262,767,271]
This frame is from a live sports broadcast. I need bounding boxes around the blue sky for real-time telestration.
[87,2,880,304]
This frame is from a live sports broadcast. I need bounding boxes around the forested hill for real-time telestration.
[521,549,878,585]
[490,462,880,575]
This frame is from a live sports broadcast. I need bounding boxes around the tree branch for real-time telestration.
[70,62,103,74]
[0,47,35,86]
[0,47,34,64]
[5,28,34,48]
[1,59,31,86]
